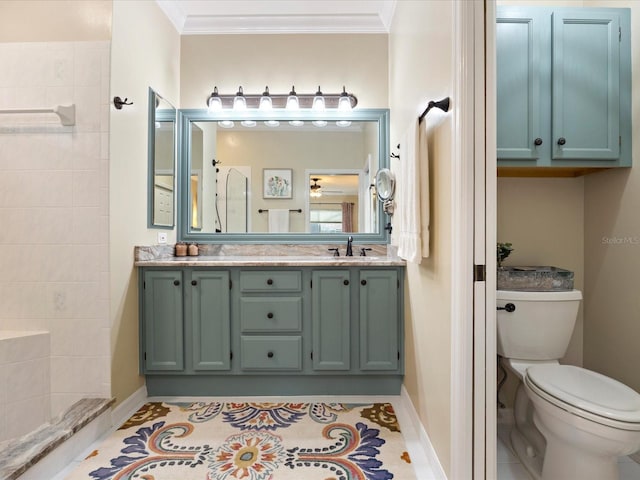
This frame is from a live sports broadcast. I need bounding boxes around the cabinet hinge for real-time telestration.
[143,281,145,289]
[619,26,622,42]
[144,352,146,360]
[310,351,313,360]
[229,279,232,290]
[310,280,312,288]
[397,279,400,288]
[620,135,622,146]
[230,351,233,360]
[474,264,486,282]
[397,351,400,360]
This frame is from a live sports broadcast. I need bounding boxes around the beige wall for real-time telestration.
[0,0,111,42]
[180,34,388,109]
[583,0,640,393]
[389,1,454,475]
[110,0,180,406]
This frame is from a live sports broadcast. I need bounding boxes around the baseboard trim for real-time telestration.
[111,385,148,428]
[400,385,448,480]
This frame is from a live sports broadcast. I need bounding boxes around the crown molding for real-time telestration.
[156,0,396,35]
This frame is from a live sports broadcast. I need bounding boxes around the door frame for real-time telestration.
[450,1,497,479]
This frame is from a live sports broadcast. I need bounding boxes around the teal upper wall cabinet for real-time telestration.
[497,7,631,174]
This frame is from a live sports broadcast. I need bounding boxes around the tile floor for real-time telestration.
[49,395,437,480]
[497,418,640,480]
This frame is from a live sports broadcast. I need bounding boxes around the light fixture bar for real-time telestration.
[205,86,358,110]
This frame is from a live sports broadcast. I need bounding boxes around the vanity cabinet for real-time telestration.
[138,265,404,395]
[141,270,184,372]
[496,6,631,175]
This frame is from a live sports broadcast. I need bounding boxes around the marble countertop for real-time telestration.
[134,255,405,267]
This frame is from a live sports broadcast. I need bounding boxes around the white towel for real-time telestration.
[268,209,290,233]
[396,118,430,262]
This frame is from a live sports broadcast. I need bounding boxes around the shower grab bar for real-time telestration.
[0,104,76,126]
[258,209,302,213]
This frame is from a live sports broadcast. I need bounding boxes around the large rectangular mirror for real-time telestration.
[178,109,390,243]
[147,88,176,228]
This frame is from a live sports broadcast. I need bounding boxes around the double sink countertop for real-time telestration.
[134,244,406,267]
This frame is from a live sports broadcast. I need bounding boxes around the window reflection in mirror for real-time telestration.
[179,109,390,243]
[148,88,176,228]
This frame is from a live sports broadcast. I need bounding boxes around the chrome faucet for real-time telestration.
[346,236,353,256]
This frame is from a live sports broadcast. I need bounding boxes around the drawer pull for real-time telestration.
[267,312,274,319]
[173,280,180,286]
[534,137,543,146]
[557,137,566,146]
[191,280,197,286]
[343,279,349,286]
[361,279,367,286]
[267,278,274,285]
[267,351,274,358]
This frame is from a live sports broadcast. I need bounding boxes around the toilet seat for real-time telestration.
[525,364,640,431]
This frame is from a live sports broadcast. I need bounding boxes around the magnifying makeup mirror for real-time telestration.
[375,168,395,215]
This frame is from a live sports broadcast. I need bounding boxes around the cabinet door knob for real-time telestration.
[361,279,367,286]
[534,137,543,146]
[267,278,273,285]
[557,137,566,146]
[191,280,197,286]
[267,312,274,319]
[267,351,274,358]
[173,280,180,286]
[343,279,350,286]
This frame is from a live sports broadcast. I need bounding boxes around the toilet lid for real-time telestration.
[526,365,640,424]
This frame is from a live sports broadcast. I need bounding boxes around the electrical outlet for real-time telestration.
[158,232,168,244]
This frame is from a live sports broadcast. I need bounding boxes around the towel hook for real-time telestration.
[113,96,134,110]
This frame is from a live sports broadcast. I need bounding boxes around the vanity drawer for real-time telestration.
[240,297,302,332]
[240,336,302,371]
[239,271,302,292]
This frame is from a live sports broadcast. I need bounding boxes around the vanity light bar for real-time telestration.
[207,85,358,111]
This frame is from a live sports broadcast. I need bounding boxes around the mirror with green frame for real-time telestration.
[178,109,390,244]
[148,88,177,228]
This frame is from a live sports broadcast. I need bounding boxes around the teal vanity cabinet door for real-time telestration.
[496,7,550,162]
[142,270,184,372]
[311,270,351,370]
[190,270,231,371]
[359,270,399,371]
[551,10,621,162]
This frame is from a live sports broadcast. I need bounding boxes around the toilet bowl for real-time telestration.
[497,289,640,480]
[524,364,640,480]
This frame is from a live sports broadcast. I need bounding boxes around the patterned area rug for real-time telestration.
[66,402,417,479]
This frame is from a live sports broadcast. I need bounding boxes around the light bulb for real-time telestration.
[338,86,352,112]
[259,86,273,111]
[264,120,280,127]
[289,120,304,127]
[218,120,234,128]
[312,120,327,127]
[286,85,299,111]
[207,86,222,112]
[336,120,352,128]
[241,120,256,127]
[233,86,246,111]
[312,86,325,112]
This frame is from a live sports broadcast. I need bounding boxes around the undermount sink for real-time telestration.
[498,266,574,291]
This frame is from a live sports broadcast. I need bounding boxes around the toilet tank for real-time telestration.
[497,290,582,361]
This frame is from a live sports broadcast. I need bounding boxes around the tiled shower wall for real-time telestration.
[0,42,111,421]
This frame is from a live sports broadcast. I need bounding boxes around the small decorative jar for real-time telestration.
[188,243,199,256]
[175,242,187,257]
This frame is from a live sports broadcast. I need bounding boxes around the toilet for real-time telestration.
[497,289,640,480]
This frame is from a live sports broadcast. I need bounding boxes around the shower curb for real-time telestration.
[0,397,115,480]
